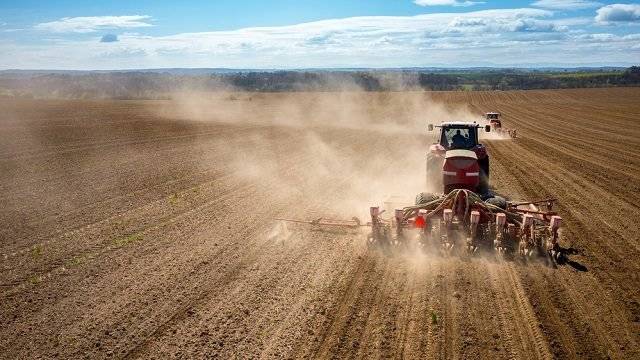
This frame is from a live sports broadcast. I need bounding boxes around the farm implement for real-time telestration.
[485,112,517,138]
[277,121,565,261]
[365,189,563,260]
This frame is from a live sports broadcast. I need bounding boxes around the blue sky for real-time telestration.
[0,0,638,69]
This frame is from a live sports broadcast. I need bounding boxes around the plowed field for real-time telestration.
[1,88,638,359]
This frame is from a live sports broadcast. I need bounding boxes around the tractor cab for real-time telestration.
[428,122,490,151]
[440,123,479,150]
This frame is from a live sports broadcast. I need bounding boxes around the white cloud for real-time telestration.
[595,4,640,24]
[414,0,483,7]
[34,15,153,33]
[531,0,602,10]
[137,8,555,55]
[2,8,638,69]
[447,11,568,32]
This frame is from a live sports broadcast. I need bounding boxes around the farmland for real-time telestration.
[1,88,639,359]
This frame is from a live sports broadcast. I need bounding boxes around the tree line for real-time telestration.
[1,66,638,99]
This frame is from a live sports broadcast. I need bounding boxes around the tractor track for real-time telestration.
[122,161,366,359]
[484,141,639,358]
[491,264,553,360]
[1,88,639,359]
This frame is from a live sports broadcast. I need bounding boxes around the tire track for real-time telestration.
[311,255,379,359]
[118,131,371,358]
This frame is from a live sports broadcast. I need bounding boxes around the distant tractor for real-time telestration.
[484,112,517,138]
[426,122,491,195]
[486,112,502,129]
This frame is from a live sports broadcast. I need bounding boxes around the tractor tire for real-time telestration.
[478,156,490,178]
[478,170,489,195]
[426,155,444,193]
[416,192,439,205]
[485,196,507,210]
[478,156,490,195]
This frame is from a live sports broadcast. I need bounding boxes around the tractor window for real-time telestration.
[441,127,476,149]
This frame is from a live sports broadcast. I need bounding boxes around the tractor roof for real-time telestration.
[445,149,478,159]
[440,121,481,127]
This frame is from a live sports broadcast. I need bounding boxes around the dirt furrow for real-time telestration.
[2,88,639,359]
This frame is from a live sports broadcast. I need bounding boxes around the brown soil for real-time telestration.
[1,88,639,359]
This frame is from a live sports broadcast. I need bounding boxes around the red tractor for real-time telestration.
[484,112,517,138]
[366,120,563,260]
[368,120,563,259]
[426,122,490,195]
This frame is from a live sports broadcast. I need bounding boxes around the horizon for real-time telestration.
[1,1,639,69]
[0,65,635,73]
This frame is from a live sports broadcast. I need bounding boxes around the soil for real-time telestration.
[1,88,638,359]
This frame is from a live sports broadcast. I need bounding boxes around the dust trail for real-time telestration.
[155,91,479,135]
[153,91,484,221]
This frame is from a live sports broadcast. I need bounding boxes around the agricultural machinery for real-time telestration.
[426,122,490,195]
[485,112,517,138]
[277,120,564,261]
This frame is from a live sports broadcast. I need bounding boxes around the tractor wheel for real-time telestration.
[477,156,490,195]
[485,196,507,210]
[478,156,490,178]
[426,156,443,192]
[416,192,439,205]
[478,171,489,195]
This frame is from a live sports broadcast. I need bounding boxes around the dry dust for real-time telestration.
[154,91,481,219]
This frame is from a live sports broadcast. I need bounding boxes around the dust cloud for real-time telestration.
[154,90,484,221]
